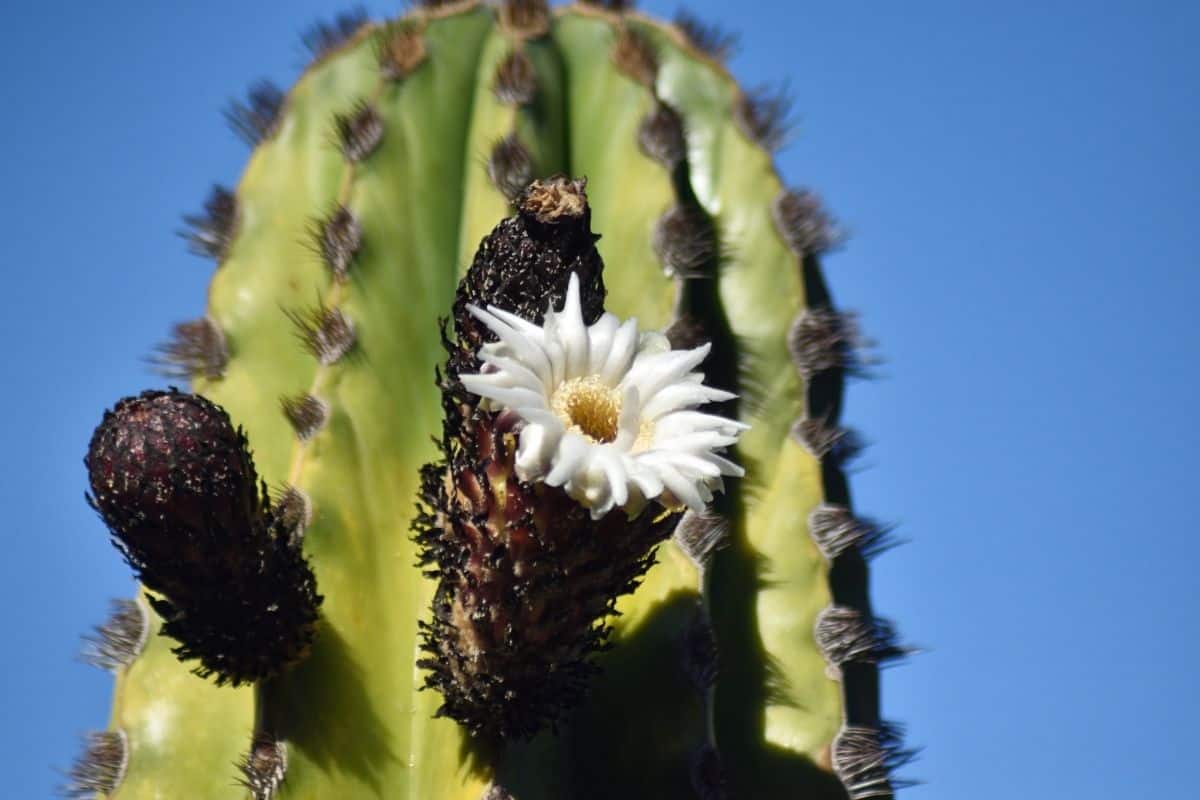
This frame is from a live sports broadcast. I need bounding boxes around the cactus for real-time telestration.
[70,2,908,798]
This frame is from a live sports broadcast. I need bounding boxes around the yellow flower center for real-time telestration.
[551,376,621,444]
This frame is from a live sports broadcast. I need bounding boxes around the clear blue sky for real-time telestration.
[2,1,1196,797]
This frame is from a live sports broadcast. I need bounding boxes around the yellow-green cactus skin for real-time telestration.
[72,3,907,799]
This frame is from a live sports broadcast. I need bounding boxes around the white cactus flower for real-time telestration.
[459,273,746,520]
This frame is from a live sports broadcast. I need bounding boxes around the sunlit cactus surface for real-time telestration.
[71,2,909,798]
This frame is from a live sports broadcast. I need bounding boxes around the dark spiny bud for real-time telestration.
[690,744,728,800]
[808,503,895,561]
[376,20,426,80]
[487,134,534,203]
[673,508,729,571]
[653,205,717,278]
[302,8,369,60]
[61,730,127,799]
[287,302,356,365]
[81,598,148,672]
[280,393,329,441]
[151,316,228,380]
[792,417,863,463]
[416,179,682,740]
[832,723,916,800]
[499,0,550,38]
[493,50,538,106]
[788,309,868,378]
[334,102,383,162]
[638,101,687,168]
[85,389,321,685]
[312,204,362,282]
[180,185,238,261]
[674,10,739,61]
[772,188,843,256]
[734,84,793,152]
[237,733,288,800]
[613,27,658,88]
[814,606,908,673]
[225,80,285,147]
[682,604,719,689]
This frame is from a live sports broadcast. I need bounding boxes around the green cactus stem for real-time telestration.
[71,2,906,798]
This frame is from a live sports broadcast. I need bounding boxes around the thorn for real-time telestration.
[236,733,288,800]
[493,50,538,107]
[807,503,896,561]
[689,744,728,800]
[787,309,870,379]
[814,606,909,673]
[311,204,363,282]
[273,485,313,548]
[832,723,917,800]
[488,134,534,203]
[579,0,635,10]
[612,27,658,88]
[791,417,863,462]
[286,302,356,365]
[80,598,148,672]
[61,730,127,799]
[224,80,285,147]
[664,313,710,351]
[280,393,329,442]
[638,101,686,168]
[499,0,550,38]
[652,205,716,278]
[334,101,384,162]
[180,185,237,261]
[734,84,793,152]
[480,785,515,800]
[681,604,719,690]
[150,316,228,381]
[674,10,739,61]
[302,7,370,60]
[772,188,844,256]
[376,19,427,80]
[673,508,729,571]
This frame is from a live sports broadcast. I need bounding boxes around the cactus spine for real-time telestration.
[72,2,906,798]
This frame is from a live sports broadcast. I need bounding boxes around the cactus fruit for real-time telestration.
[72,2,908,798]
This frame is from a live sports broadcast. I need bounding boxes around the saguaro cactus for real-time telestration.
[71,2,908,798]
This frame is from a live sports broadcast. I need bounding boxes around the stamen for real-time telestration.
[551,376,621,443]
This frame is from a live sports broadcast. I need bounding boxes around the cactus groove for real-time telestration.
[73,2,907,798]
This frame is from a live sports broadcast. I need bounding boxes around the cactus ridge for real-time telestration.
[74,3,908,797]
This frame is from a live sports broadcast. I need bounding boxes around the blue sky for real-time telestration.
[2,1,1196,797]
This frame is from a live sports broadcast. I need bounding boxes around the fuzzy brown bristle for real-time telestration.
[792,417,863,462]
[492,50,537,106]
[612,27,658,87]
[652,205,717,278]
[734,84,793,152]
[333,101,383,162]
[772,187,843,256]
[638,101,686,168]
[311,204,362,282]
[151,316,228,380]
[225,80,285,147]
[788,309,868,378]
[499,0,550,37]
[286,302,356,365]
[832,723,916,800]
[180,185,237,261]
[487,134,534,202]
[80,599,147,672]
[237,733,288,800]
[674,10,739,61]
[61,730,127,799]
[814,606,908,672]
[376,19,427,80]
[273,485,313,547]
[673,508,729,571]
[280,393,329,441]
[664,313,711,351]
[808,503,895,561]
[302,8,370,60]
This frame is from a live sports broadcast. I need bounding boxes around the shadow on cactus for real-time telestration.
[69,2,910,799]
